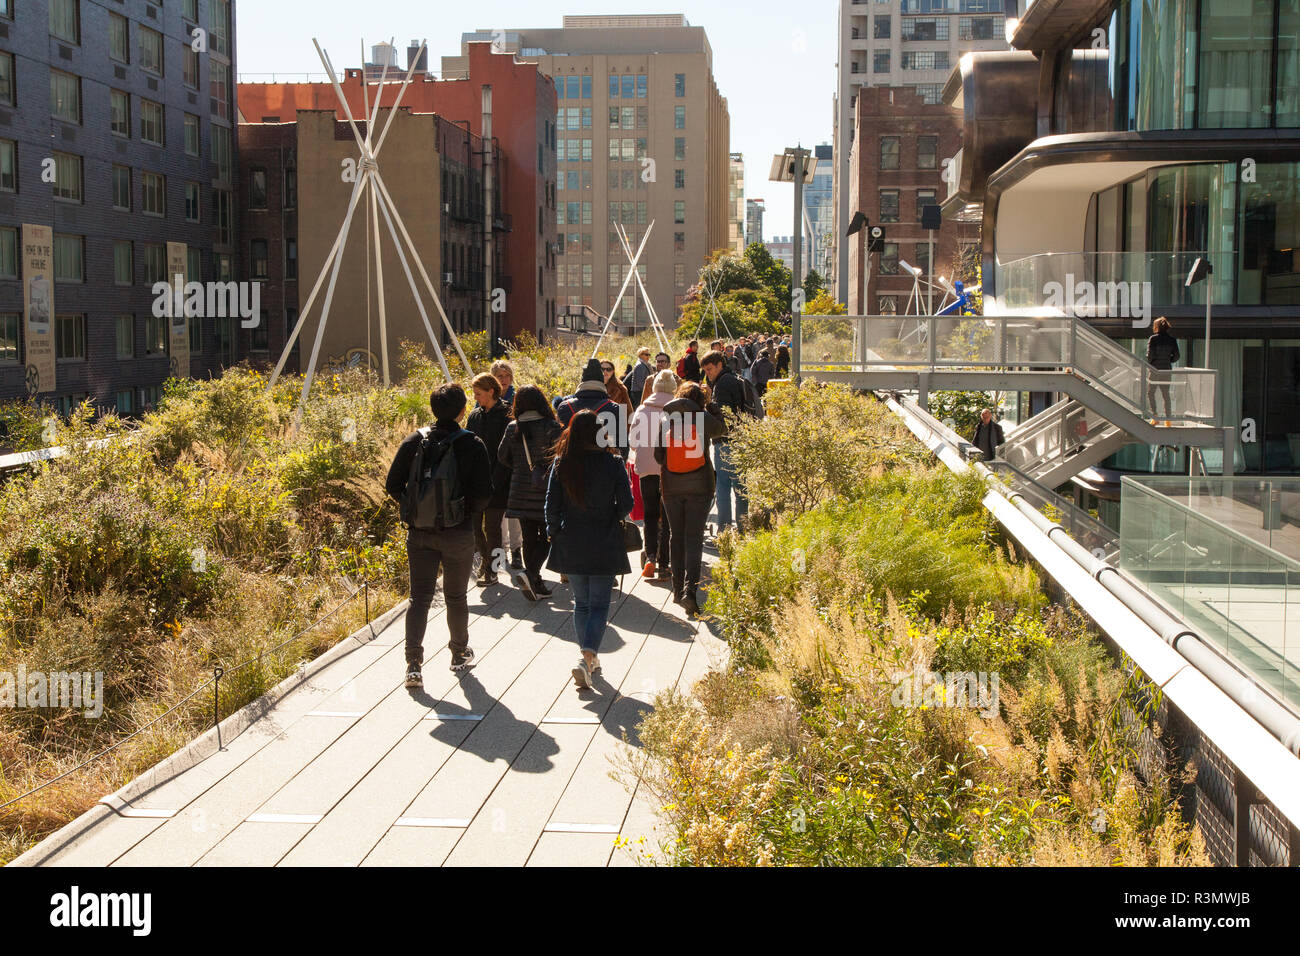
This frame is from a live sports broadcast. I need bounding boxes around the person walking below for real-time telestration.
[499,385,565,602]
[546,410,633,690]
[700,349,750,533]
[629,369,678,581]
[386,384,493,687]
[623,347,654,410]
[466,373,512,588]
[972,408,1005,462]
[1146,316,1180,424]
[642,352,672,404]
[678,340,702,383]
[655,382,725,618]
[751,348,776,397]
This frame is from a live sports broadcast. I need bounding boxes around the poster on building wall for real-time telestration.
[21,224,55,396]
[166,241,190,379]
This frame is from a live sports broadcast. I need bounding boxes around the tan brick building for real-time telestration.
[445,14,731,332]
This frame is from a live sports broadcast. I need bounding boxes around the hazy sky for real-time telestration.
[235,0,838,240]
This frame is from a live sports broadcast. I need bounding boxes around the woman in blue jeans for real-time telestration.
[545,410,633,689]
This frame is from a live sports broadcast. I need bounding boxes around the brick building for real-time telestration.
[236,41,556,350]
[846,86,976,315]
[0,0,238,414]
[237,108,507,375]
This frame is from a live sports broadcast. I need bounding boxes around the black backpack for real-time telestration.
[402,428,470,531]
[739,376,765,420]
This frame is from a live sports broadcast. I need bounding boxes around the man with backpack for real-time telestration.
[386,383,493,688]
[700,349,758,535]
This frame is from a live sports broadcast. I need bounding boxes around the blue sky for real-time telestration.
[235,0,838,240]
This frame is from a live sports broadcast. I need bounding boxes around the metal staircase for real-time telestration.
[800,312,1235,482]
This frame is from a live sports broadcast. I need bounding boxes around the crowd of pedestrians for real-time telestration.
[385,335,785,692]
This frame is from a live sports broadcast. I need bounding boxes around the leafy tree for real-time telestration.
[744,242,792,314]
[802,269,827,302]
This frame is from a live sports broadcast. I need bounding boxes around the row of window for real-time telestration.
[876,187,940,223]
[246,166,298,210]
[0,228,238,287]
[0,309,245,368]
[879,134,940,170]
[865,14,1004,41]
[556,72,688,100]
[556,230,690,258]
[31,0,230,56]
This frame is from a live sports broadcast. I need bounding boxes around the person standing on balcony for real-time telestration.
[972,408,1005,462]
[1146,317,1180,424]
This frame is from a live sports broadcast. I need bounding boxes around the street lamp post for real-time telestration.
[771,147,814,384]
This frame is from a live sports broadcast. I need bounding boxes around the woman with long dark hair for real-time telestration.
[498,385,565,601]
[466,372,511,588]
[546,410,633,689]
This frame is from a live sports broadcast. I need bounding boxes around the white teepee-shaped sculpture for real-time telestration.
[269,38,473,425]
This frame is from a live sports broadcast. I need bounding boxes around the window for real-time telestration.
[249,168,267,209]
[912,84,943,105]
[608,74,619,99]
[636,74,647,98]
[142,244,165,283]
[251,240,268,280]
[0,139,14,192]
[110,90,130,137]
[145,313,166,355]
[52,152,81,202]
[56,315,85,360]
[903,17,949,40]
[286,238,298,280]
[675,169,685,189]
[674,137,686,162]
[622,74,634,98]
[142,172,165,216]
[183,0,199,22]
[901,51,949,71]
[873,51,891,74]
[284,168,298,208]
[674,232,685,255]
[0,52,13,107]
[141,100,164,146]
[113,241,132,285]
[139,27,164,75]
[877,295,899,315]
[112,164,131,210]
[0,227,15,278]
[674,106,686,129]
[188,248,201,286]
[50,0,79,44]
[880,243,900,274]
[915,243,931,274]
[184,113,200,155]
[50,70,80,124]
[880,137,900,170]
[185,182,201,222]
[109,13,129,62]
[116,390,134,415]
[252,311,268,351]
[874,15,891,38]
[210,62,230,120]
[916,188,937,220]
[674,201,685,224]
[184,47,200,89]
[0,313,19,363]
[211,125,232,182]
[210,0,231,56]
[116,315,134,359]
[958,16,1001,40]
[675,73,686,97]
[582,75,591,99]
[879,189,900,223]
[917,135,938,169]
[675,262,686,288]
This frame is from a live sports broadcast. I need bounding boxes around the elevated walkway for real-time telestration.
[801,313,1234,488]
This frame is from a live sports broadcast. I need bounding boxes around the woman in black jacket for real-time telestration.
[546,410,633,690]
[498,385,565,601]
[466,373,512,588]
[775,344,790,379]
[654,382,726,618]
[1145,316,1180,423]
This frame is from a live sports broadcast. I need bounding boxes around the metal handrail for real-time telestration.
[0,583,371,815]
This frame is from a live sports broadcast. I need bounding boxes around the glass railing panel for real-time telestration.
[997,251,1238,312]
[801,316,859,370]
[933,315,1001,365]
[1002,317,1071,367]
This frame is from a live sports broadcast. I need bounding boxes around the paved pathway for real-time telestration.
[15,561,726,867]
